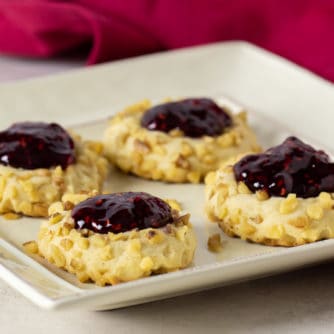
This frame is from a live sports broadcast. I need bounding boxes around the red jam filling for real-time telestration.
[0,122,75,170]
[233,136,334,198]
[71,192,174,234]
[140,98,232,138]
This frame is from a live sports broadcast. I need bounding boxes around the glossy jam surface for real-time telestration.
[141,98,232,138]
[234,136,334,198]
[72,192,174,234]
[0,122,75,169]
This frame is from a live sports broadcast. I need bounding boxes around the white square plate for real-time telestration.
[0,42,333,311]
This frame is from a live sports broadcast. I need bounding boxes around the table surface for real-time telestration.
[1,55,334,334]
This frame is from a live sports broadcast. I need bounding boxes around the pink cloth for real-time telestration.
[0,0,333,82]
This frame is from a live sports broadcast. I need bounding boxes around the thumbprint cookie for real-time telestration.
[104,98,261,183]
[205,136,334,246]
[0,122,108,217]
[28,191,196,286]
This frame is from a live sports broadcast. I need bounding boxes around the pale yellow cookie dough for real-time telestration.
[0,135,108,217]
[103,100,261,183]
[31,193,196,286]
[205,165,334,246]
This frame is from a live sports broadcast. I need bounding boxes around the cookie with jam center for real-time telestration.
[0,122,108,217]
[103,98,261,183]
[28,191,196,286]
[205,137,334,246]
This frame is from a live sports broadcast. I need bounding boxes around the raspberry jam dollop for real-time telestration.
[233,136,334,198]
[71,192,174,234]
[140,98,232,138]
[0,122,75,170]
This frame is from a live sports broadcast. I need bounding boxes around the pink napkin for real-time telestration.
[0,0,333,82]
